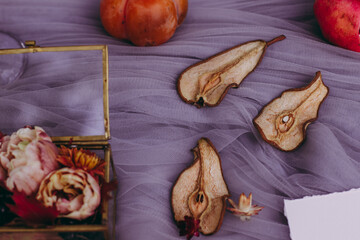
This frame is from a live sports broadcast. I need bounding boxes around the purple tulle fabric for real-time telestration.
[1,0,360,239]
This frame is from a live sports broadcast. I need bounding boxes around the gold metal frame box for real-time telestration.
[0,42,116,240]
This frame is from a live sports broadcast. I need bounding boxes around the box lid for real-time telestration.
[0,41,110,143]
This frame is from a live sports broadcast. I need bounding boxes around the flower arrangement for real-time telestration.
[0,126,116,228]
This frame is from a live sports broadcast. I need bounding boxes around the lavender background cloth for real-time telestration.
[1,0,360,239]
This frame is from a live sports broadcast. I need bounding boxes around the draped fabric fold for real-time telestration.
[1,0,360,239]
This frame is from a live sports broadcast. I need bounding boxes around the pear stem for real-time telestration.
[267,35,286,46]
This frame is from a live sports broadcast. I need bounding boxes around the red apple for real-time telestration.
[314,0,360,52]
[100,0,188,46]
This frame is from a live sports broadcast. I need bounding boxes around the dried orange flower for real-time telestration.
[227,193,263,221]
[56,146,105,180]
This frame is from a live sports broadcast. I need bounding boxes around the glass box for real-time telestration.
[0,41,116,240]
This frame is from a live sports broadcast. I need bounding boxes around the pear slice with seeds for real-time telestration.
[171,138,230,236]
[253,71,329,151]
[177,35,286,108]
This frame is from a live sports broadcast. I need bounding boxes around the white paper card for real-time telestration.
[284,188,360,240]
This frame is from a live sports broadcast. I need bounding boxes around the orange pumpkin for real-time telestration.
[100,0,188,46]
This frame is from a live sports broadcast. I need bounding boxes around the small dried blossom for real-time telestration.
[56,146,106,181]
[178,216,200,240]
[227,193,264,221]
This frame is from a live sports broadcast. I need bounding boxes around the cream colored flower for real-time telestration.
[36,168,101,220]
[227,193,264,221]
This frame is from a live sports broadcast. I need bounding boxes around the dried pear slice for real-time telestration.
[253,71,329,151]
[171,138,230,236]
[177,35,286,108]
[172,159,200,222]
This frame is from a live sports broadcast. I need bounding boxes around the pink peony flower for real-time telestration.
[0,126,59,195]
[36,168,101,220]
